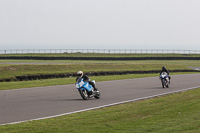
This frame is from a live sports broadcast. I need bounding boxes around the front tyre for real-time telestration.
[79,89,89,100]
[161,79,165,88]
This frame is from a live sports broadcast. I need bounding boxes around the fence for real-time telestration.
[0,49,200,54]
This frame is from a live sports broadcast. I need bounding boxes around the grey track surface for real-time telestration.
[0,74,200,125]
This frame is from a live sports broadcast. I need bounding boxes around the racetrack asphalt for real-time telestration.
[0,74,200,125]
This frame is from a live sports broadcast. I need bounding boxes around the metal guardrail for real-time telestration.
[0,49,200,54]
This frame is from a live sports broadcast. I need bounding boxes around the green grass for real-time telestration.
[0,60,199,79]
[0,59,199,90]
[0,54,200,132]
[1,86,200,132]
[1,59,200,65]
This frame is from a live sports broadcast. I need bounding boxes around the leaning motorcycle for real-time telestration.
[75,78,100,100]
[159,72,170,88]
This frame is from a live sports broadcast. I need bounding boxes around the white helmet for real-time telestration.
[77,71,83,77]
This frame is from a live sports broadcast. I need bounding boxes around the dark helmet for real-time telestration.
[162,66,166,70]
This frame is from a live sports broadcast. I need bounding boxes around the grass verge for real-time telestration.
[0,60,195,79]
[1,86,200,132]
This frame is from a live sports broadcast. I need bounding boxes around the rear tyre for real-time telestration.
[79,89,89,100]
[94,88,100,99]
[166,81,169,88]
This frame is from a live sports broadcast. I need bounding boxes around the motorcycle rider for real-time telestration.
[76,71,97,91]
[160,66,171,82]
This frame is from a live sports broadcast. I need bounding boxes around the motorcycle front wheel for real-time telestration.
[79,89,89,100]
[161,79,165,88]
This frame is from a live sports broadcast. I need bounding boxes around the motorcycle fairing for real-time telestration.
[76,78,93,92]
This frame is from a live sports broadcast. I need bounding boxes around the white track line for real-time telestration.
[1,86,200,126]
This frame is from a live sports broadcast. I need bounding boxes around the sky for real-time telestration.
[0,0,200,50]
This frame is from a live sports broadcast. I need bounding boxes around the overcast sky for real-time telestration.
[0,0,200,50]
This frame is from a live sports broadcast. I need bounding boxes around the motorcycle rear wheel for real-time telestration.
[166,82,169,88]
[94,88,100,99]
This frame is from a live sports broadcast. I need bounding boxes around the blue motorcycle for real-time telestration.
[159,72,170,88]
[75,78,100,100]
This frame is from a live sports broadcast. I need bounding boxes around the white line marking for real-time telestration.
[1,86,200,126]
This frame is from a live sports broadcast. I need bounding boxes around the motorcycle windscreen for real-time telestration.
[75,78,84,88]
[160,72,168,78]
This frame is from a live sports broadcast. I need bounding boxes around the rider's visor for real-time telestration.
[77,74,82,76]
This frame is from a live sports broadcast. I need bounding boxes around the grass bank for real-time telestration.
[1,86,200,132]
[0,60,197,79]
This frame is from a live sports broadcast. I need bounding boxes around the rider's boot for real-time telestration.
[95,89,99,95]
[93,88,99,95]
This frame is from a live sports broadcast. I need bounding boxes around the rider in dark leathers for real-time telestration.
[76,71,97,91]
[160,66,171,81]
